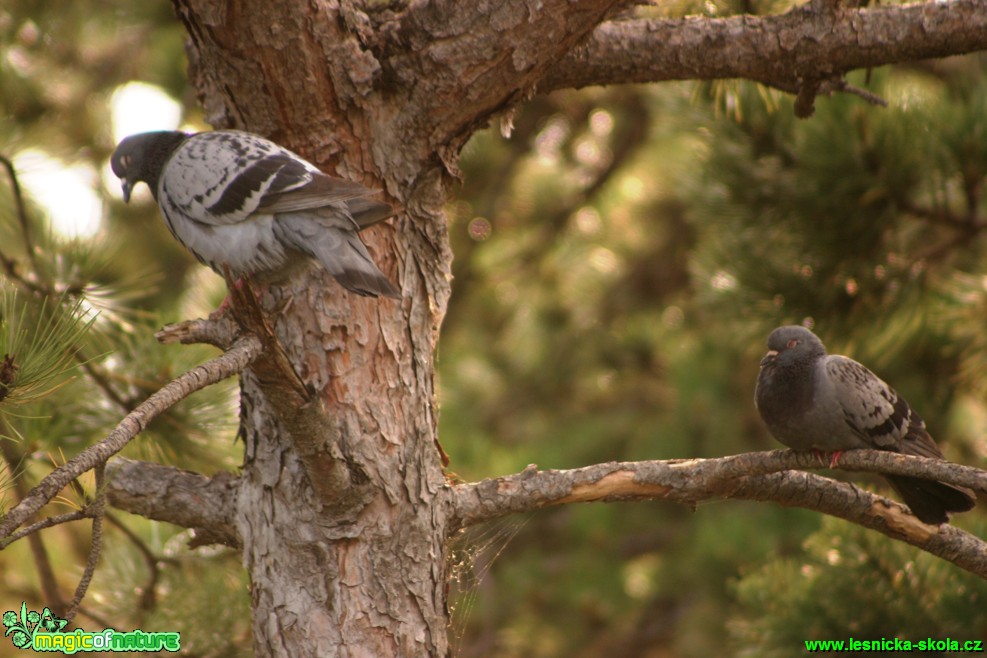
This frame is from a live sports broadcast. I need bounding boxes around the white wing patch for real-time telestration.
[160,130,319,226]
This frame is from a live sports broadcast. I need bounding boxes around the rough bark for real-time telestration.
[543,0,987,93]
[105,458,240,548]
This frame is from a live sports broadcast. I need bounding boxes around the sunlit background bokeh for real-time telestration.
[2,1,986,656]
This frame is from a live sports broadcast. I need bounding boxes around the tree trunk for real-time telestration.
[174,2,454,655]
[172,1,620,653]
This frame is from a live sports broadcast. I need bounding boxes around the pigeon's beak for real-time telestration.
[759,350,778,367]
[120,179,134,204]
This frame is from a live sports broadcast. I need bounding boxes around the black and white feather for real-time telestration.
[755,325,975,524]
[110,129,400,298]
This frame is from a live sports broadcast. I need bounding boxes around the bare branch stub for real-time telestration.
[794,78,823,118]
[156,315,240,349]
[105,458,241,548]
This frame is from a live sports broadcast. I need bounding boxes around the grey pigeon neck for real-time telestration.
[143,132,188,201]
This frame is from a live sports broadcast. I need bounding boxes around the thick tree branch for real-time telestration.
[448,450,987,578]
[0,334,261,542]
[542,1,987,98]
[105,458,241,548]
[377,0,628,173]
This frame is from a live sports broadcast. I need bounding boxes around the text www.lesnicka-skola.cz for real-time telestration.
[805,638,983,652]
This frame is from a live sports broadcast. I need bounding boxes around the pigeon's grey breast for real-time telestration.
[757,354,869,452]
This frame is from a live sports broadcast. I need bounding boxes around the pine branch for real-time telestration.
[541,1,987,102]
[0,334,262,542]
[448,450,987,579]
[0,154,39,276]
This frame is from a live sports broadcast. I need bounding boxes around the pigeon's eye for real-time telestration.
[120,155,132,168]
[787,339,799,348]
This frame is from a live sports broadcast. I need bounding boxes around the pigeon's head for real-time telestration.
[760,325,826,368]
[111,131,188,202]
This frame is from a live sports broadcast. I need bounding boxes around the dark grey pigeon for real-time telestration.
[755,325,975,525]
[110,130,400,298]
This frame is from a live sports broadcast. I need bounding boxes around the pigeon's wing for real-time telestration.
[824,355,919,451]
[160,131,389,228]
[824,356,974,524]
[258,174,389,216]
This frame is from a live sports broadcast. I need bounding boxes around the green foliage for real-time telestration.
[91,526,251,657]
[2,1,986,657]
[731,517,987,656]
[442,55,987,658]
[1,1,243,648]
[0,289,94,409]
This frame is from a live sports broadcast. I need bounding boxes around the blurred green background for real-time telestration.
[1,1,985,656]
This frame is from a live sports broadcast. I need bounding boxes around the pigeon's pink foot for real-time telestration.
[207,277,268,321]
[208,296,232,321]
[809,449,843,468]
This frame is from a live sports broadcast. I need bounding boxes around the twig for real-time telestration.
[0,510,92,548]
[64,463,105,623]
[0,154,39,275]
[104,510,173,617]
[0,333,262,541]
[833,80,888,107]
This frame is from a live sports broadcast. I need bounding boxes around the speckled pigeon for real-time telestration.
[110,129,400,298]
[755,325,975,524]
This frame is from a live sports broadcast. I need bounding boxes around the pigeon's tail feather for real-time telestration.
[324,234,401,298]
[309,229,400,298]
[347,197,397,230]
[886,475,976,525]
[275,214,399,298]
